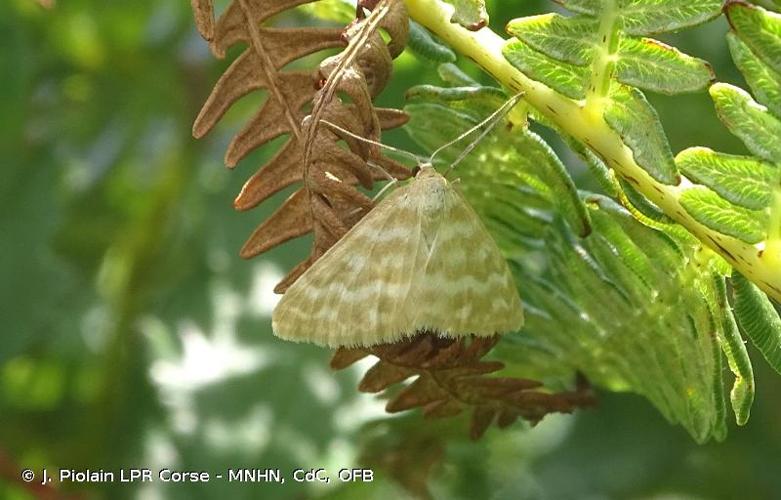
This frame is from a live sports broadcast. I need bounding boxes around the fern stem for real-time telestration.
[586,0,620,106]
[403,0,781,303]
[766,190,781,271]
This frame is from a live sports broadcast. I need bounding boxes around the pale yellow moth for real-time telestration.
[272,96,525,347]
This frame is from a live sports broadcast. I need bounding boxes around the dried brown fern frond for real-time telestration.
[191,0,411,290]
[332,334,596,439]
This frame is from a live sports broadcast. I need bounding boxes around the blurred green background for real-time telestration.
[2,0,781,498]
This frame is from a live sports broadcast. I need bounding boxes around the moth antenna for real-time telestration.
[371,176,399,201]
[444,111,507,176]
[320,119,424,165]
[345,177,400,217]
[367,159,397,182]
[320,121,409,220]
[429,92,524,170]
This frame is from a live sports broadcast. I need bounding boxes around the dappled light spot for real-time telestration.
[246,262,284,316]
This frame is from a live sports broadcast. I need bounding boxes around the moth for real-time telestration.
[272,95,525,347]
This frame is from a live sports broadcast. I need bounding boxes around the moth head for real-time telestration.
[408,164,449,216]
[415,162,438,178]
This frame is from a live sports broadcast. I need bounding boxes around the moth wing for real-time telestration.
[408,184,524,336]
[272,186,426,347]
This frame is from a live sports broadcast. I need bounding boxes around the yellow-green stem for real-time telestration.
[586,0,619,104]
[767,191,781,271]
[403,0,781,302]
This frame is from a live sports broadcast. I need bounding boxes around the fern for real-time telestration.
[404,84,741,442]
[683,0,781,378]
[190,0,781,442]
[397,0,781,439]
[694,2,781,268]
[405,0,781,302]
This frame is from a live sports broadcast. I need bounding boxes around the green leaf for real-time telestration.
[617,0,722,36]
[727,32,781,118]
[710,83,781,163]
[676,147,779,210]
[680,187,769,244]
[562,133,621,198]
[616,38,714,94]
[618,177,674,223]
[437,63,479,86]
[607,198,689,269]
[506,14,598,66]
[506,14,713,95]
[441,0,488,30]
[503,38,589,100]
[603,84,679,185]
[408,21,456,63]
[713,276,754,426]
[405,84,505,117]
[553,0,601,16]
[727,368,754,426]
[726,1,781,75]
[520,132,593,237]
[731,272,781,375]
[554,0,722,35]
[587,207,659,291]
[404,102,487,161]
[522,198,729,442]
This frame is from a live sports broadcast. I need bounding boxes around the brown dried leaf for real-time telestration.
[191,0,411,290]
[421,398,463,418]
[333,333,596,439]
[359,361,415,393]
[496,408,519,428]
[470,406,496,440]
[329,346,370,370]
[386,376,448,412]
[191,0,214,40]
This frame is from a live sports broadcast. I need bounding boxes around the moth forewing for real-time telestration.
[272,166,524,348]
[407,168,523,336]
[271,186,411,347]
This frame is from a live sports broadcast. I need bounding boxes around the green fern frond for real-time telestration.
[403,86,753,442]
